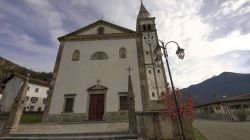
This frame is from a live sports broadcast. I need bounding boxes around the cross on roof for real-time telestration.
[96,79,101,85]
[140,0,143,4]
[126,66,133,75]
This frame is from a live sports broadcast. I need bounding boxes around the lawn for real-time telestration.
[20,113,43,124]
[193,127,207,140]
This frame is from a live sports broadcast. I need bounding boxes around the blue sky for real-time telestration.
[0,0,250,88]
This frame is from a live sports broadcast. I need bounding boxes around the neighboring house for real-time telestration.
[0,83,5,100]
[196,93,250,121]
[0,73,49,113]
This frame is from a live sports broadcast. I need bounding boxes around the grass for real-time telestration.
[193,127,207,140]
[20,113,43,124]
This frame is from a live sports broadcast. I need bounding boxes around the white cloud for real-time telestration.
[1,0,250,87]
[150,0,250,88]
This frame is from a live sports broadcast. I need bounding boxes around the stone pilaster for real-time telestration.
[2,76,28,134]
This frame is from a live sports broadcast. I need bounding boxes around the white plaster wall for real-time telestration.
[49,38,142,114]
[25,83,49,112]
[79,25,122,35]
[0,77,23,112]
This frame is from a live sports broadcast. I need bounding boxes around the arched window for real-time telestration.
[147,24,151,30]
[97,27,104,35]
[148,70,152,74]
[119,47,127,58]
[157,69,161,73]
[72,50,80,61]
[143,24,147,31]
[90,51,109,60]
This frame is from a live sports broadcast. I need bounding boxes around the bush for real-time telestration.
[234,109,250,121]
[20,113,43,124]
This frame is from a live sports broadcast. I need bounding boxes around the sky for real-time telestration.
[0,0,250,88]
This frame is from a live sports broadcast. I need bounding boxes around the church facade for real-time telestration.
[43,3,167,122]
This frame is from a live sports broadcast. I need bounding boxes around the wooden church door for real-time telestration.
[88,94,105,120]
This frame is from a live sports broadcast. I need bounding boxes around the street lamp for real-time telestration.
[154,40,186,140]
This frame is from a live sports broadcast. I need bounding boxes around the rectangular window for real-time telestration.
[242,104,248,108]
[35,88,39,92]
[37,107,42,112]
[215,106,221,110]
[31,97,38,103]
[209,107,215,113]
[27,86,30,91]
[43,98,46,104]
[29,106,34,111]
[235,104,241,109]
[120,96,128,110]
[64,97,74,113]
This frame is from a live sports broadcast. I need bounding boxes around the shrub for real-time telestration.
[234,109,250,121]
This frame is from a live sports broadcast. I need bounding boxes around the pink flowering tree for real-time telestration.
[160,86,195,121]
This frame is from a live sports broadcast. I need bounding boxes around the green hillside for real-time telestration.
[0,57,52,82]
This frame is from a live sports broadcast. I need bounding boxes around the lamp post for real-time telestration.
[154,40,186,140]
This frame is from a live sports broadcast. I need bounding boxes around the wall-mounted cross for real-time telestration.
[126,66,133,75]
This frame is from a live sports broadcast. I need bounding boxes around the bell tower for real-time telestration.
[137,2,167,110]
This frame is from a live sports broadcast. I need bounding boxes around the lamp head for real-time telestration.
[176,47,185,59]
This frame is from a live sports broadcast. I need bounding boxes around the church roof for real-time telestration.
[137,2,151,19]
[58,20,137,40]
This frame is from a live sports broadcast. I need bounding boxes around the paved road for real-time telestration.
[193,119,250,140]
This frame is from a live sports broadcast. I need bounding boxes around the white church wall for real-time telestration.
[0,77,23,112]
[79,25,123,35]
[49,38,143,115]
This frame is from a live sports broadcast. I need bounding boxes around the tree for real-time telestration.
[160,86,195,121]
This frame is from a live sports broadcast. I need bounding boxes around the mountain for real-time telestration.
[181,72,250,105]
[0,57,52,82]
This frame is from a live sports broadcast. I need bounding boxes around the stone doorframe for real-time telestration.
[86,84,108,121]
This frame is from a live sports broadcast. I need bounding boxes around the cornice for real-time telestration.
[59,33,140,42]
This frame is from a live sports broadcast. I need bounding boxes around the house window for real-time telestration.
[26,96,29,101]
[27,86,30,91]
[72,50,80,61]
[215,106,221,110]
[29,106,34,112]
[97,27,104,35]
[90,51,109,60]
[119,47,127,58]
[31,97,38,103]
[43,98,47,104]
[63,94,76,113]
[146,51,149,54]
[242,104,248,108]
[209,107,215,113]
[35,88,39,92]
[38,107,42,112]
[235,104,241,109]
[120,96,128,110]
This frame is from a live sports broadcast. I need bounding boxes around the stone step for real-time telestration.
[1,132,139,140]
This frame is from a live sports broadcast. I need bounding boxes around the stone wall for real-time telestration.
[137,111,194,140]
[46,111,128,123]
